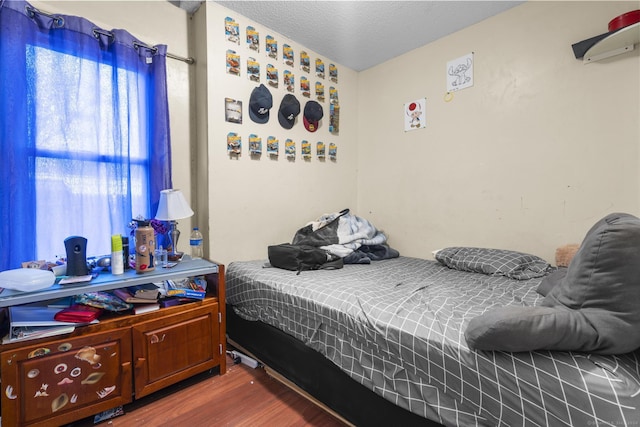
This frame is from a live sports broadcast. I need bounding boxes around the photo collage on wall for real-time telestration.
[223,16,339,161]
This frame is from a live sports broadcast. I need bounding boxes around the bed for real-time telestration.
[225,213,640,426]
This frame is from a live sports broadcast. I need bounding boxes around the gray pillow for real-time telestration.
[542,213,640,353]
[436,247,551,280]
[466,213,640,354]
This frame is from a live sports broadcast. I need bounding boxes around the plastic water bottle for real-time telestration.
[190,227,203,259]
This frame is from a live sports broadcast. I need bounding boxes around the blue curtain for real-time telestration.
[0,0,172,270]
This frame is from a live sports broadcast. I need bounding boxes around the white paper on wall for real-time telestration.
[446,52,474,92]
[404,98,426,132]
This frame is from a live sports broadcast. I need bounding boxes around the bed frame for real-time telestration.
[226,305,443,427]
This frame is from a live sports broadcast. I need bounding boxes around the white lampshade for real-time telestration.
[155,189,194,220]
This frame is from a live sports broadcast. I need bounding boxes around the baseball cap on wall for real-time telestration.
[278,94,301,129]
[249,84,273,124]
[303,100,323,132]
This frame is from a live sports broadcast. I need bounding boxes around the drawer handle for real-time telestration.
[150,333,166,344]
[135,358,146,370]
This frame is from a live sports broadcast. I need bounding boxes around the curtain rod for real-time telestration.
[26,5,195,65]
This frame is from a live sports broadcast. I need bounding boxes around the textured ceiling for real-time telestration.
[211,1,525,71]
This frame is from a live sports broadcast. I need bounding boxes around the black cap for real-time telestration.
[249,84,273,124]
[278,94,301,129]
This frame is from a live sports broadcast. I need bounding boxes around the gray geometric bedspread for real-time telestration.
[226,257,640,427]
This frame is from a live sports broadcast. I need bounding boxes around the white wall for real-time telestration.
[32,0,196,253]
[357,1,640,264]
[199,3,359,265]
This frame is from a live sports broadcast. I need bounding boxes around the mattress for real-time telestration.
[226,257,640,427]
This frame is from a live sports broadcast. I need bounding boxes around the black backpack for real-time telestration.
[268,243,343,274]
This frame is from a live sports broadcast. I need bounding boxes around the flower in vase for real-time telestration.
[129,215,168,236]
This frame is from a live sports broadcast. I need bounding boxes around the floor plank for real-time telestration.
[68,356,348,426]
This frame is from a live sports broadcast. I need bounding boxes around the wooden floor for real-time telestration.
[69,355,349,427]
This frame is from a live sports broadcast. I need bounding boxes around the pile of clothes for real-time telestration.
[292,209,399,264]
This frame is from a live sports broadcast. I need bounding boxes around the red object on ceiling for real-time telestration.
[608,10,640,32]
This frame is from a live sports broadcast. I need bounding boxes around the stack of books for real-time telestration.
[112,283,161,314]
[3,305,99,344]
[111,279,207,311]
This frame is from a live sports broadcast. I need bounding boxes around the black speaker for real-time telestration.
[64,236,89,276]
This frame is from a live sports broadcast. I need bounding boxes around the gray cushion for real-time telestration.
[466,213,640,354]
[435,247,551,280]
[465,306,598,352]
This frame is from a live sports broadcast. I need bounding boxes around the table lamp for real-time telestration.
[155,189,194,260]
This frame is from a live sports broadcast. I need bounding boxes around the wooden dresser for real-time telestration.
[0,259,225,427]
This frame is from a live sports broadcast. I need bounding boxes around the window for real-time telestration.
[0,4,171,271]
[31,45,151,260]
